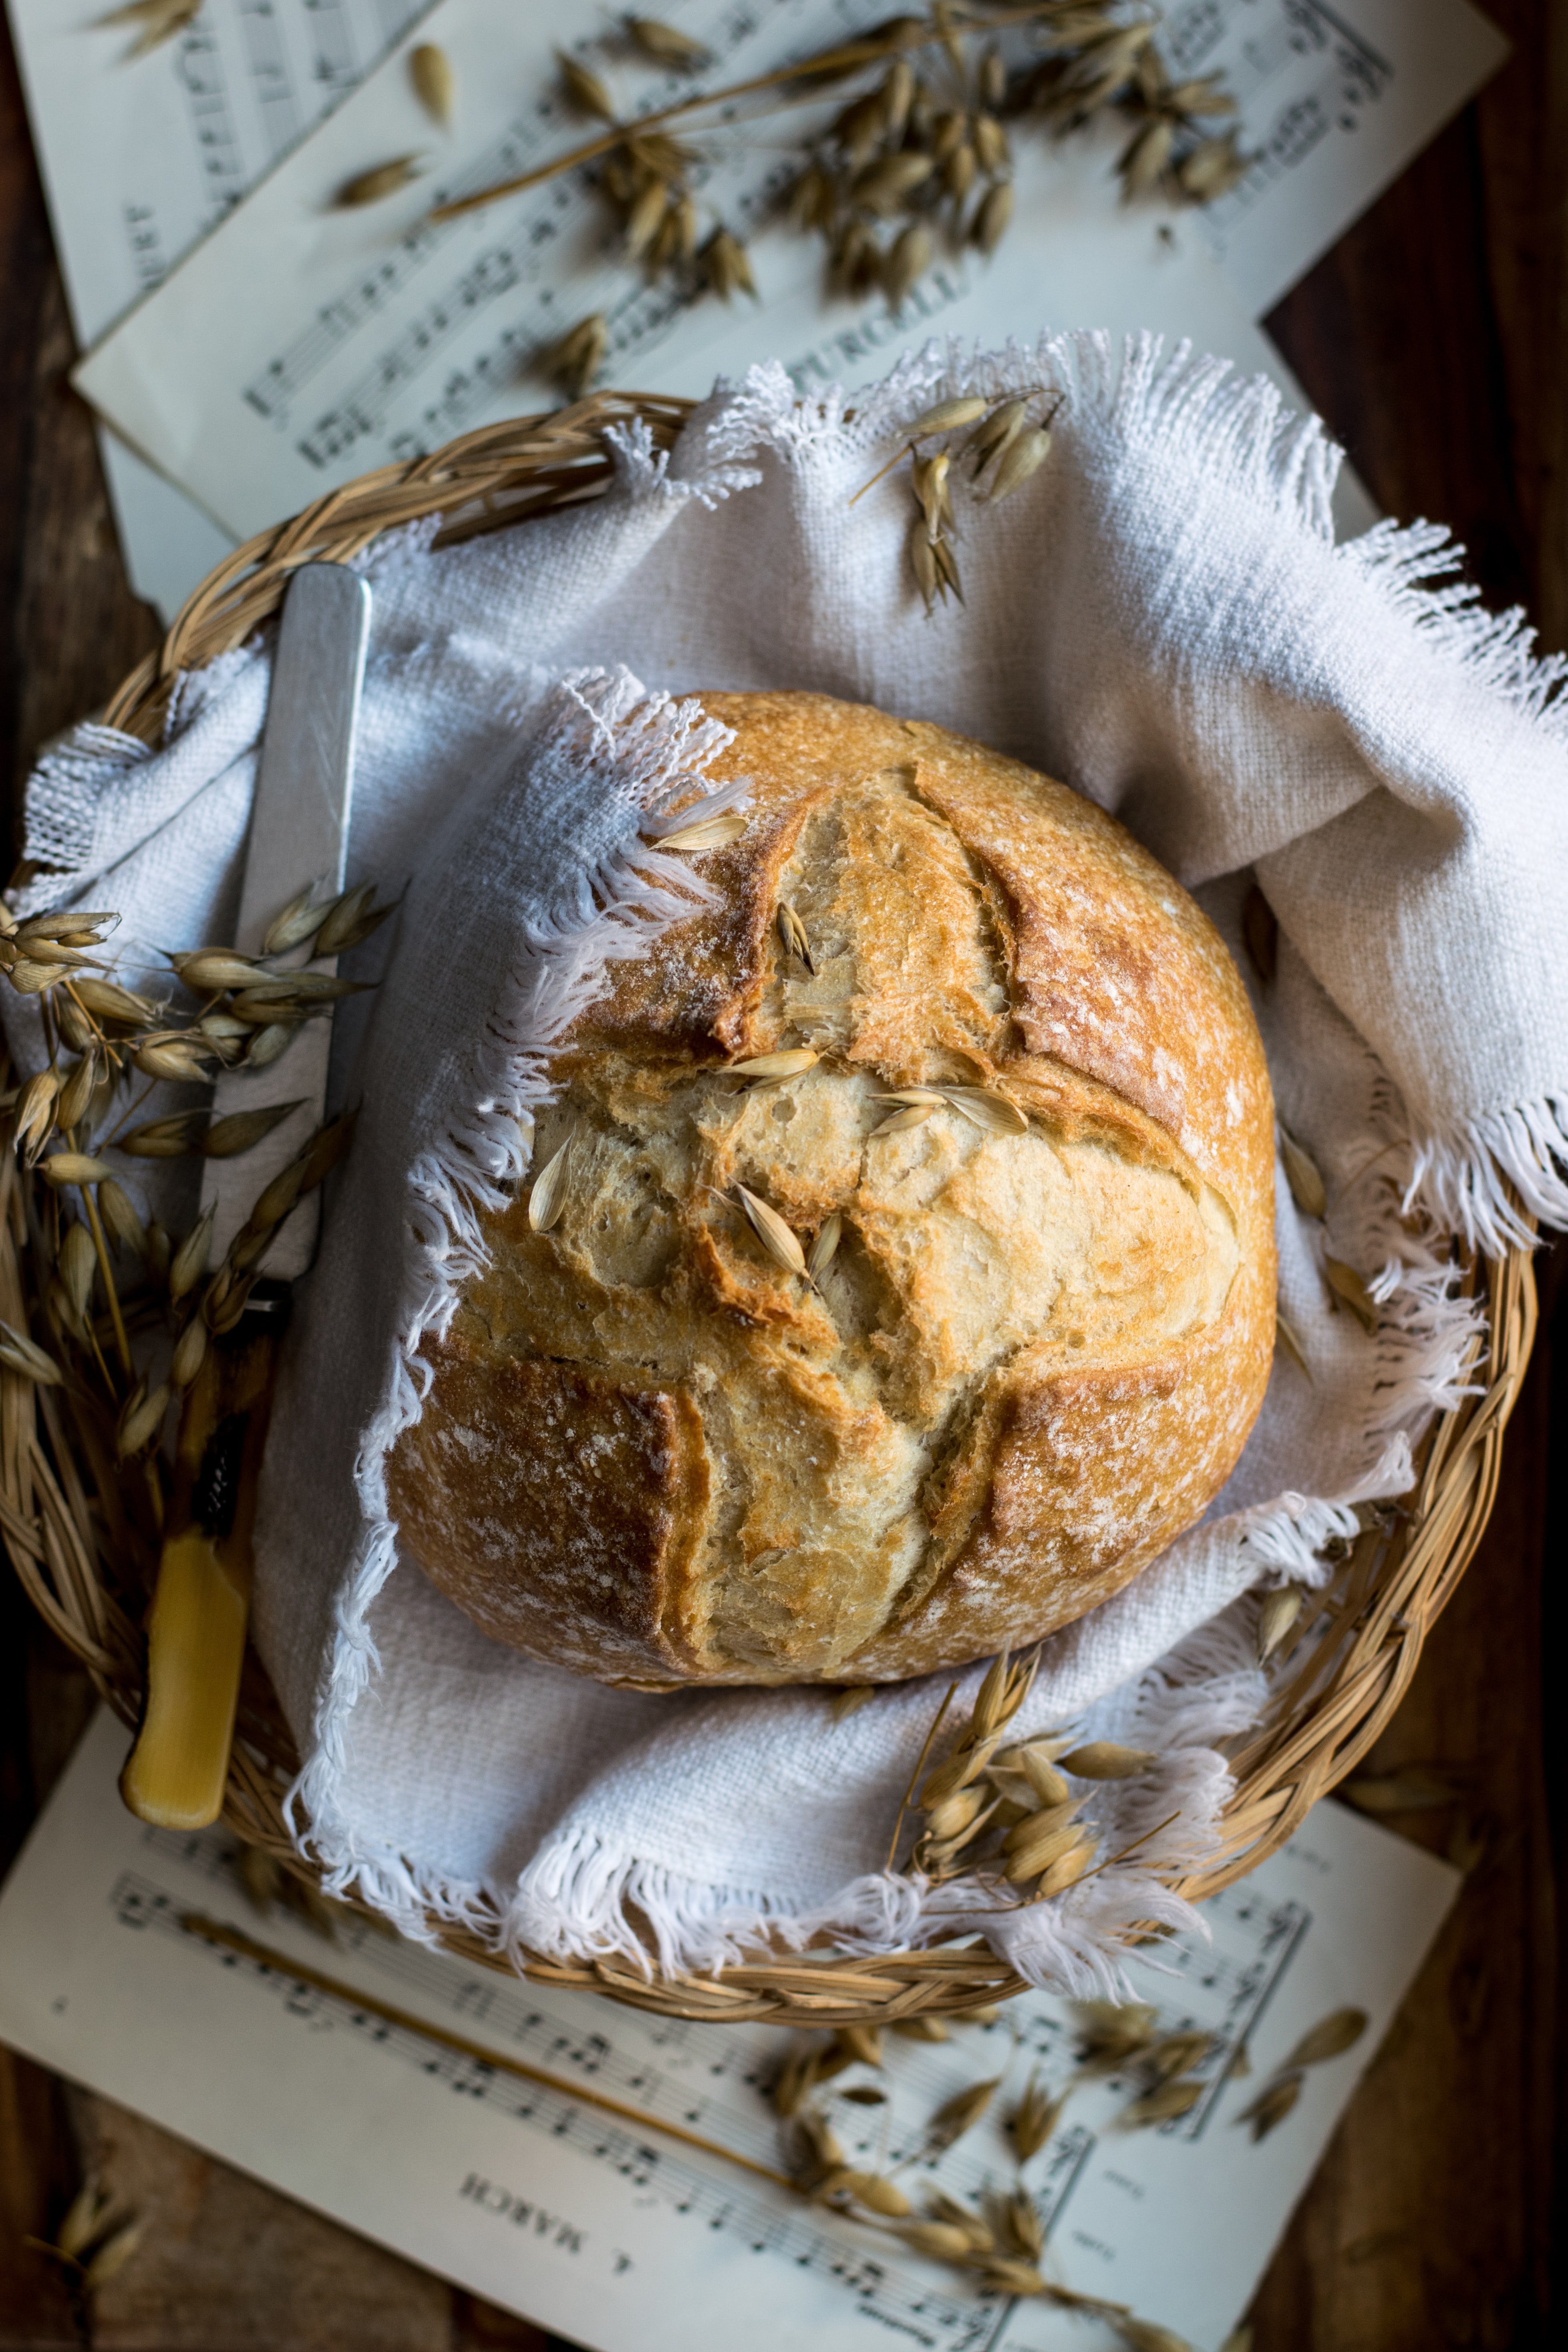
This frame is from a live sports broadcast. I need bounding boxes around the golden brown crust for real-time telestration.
[389,691,1277,1685]
[386,1341,712,1681]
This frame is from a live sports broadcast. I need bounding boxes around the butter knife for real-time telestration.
[121,563,371,1829]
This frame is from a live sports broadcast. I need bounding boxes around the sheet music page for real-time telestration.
[5,0,432,614]
[19,2,1498,608]
[0,1712,1458,2352]
[72,0,1387,549]
[1181,0,1508,316]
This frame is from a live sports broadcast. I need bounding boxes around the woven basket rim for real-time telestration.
[2,392,1539,2024]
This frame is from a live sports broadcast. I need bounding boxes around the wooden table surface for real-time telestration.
[1,6,1564,2346]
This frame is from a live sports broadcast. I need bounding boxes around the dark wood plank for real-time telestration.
[1245,1247,1564,2350]
[0,2,1562,2346]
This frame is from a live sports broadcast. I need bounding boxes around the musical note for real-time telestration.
[110,1861,996,2345]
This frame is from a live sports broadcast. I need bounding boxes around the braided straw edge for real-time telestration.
[5,394,1539,2023]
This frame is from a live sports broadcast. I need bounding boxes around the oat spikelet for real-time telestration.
[873,1102,936,1136]
[97,1181,146,1258]
[133,1035,215,1083]
[996,2183,1045,2259]
[1077,2000,1159,2068]
[966,397,1027,472]
[770,2048,821,2118]
[82,2218,145,2292]
[263,885,327,956]
[926,2189,993,2250]
[988,424,1051,500]
[1323,1256,1377,1332]
[527,1132,575,1233]
[971,177,1014,253]
[316,880,393,955]
[1119,2077,1203,2129]
[336,155,424,207]
[170,1315,209,1389]
[1146,2029,1212,2082]
[907,396,988,436]
[201,1102,305,1158]
[734,1185,807,1278]
[884,222,933,308]
[701,226,756,300]
[843,2171,910,2217]
[1237,2071,1302,2140]
[1008,2072,1062,2162]
[1007,1742,1071,1806]
[1059,1741,1156,1780]
[942,1085,1027,1135]
[410,42,455,125]
[173,948,262,993]
[1279,1126,1327,1217]
[1283,2007,1367,2069]
[558,49,616,120]
[807,1212,842,1279]
[980,2256,1047,2296]
[543,313,609,401]
[627,17,710,71]
[730,1048,818,1080]
[1002,1804,1086,1884]
[827,1675,871,1720]
[13,1067,60,1159]
[1275,1310,1312,1378]
[0,1321,62,1385]
[40,1152,113,1188]
[776,901,815,972]
[116,1381,169,1459]
[833,2023,882,2068]
[898,2219,975,2262]
[926,2075,999,2151]
[654,810,748,852]
[1257,1585,1303,1661]
[59,1224,97,1321]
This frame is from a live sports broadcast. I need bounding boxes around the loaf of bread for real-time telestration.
[388,693,1276,1687]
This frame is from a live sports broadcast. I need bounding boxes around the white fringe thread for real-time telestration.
[238,338,1557,1986]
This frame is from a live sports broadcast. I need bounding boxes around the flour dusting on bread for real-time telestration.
[387,693,1276,1686]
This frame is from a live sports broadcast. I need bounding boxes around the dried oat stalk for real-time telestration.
[0,883,371,1551]
[430,9,1245,357]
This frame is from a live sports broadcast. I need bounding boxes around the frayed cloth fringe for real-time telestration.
[251,349,1555,1985]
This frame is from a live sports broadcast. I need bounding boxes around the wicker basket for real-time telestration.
[1,395,1539,2026]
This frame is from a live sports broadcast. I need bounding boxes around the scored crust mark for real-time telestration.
[393,691,1277,1685]
[386,1339,712,1682]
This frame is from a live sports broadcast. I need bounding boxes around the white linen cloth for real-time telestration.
[9,335,1566,1990]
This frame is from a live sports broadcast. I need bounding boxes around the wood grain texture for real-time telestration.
[0,0,1563,2345]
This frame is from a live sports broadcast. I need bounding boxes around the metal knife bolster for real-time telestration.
[202,563,371,1279]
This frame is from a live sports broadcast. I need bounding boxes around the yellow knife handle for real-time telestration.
[120,1301,286,1829]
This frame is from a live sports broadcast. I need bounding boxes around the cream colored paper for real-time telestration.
[67,0,1474,548]
[4,0,429,615]
[1188,0,1508,315]
[0,1712,1457,2352]
[11,0,1503,610]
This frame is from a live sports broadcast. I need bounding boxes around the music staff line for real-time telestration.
[238,0,885,438]
[110,1874,1000,2350]
[138,1816,1310,2159]
[139,1825,792,2167]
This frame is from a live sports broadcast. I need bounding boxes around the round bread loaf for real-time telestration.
[387,693,1276,1687]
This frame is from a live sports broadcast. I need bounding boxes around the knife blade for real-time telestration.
[121,562,371,1830]
[203,561,371,1276]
